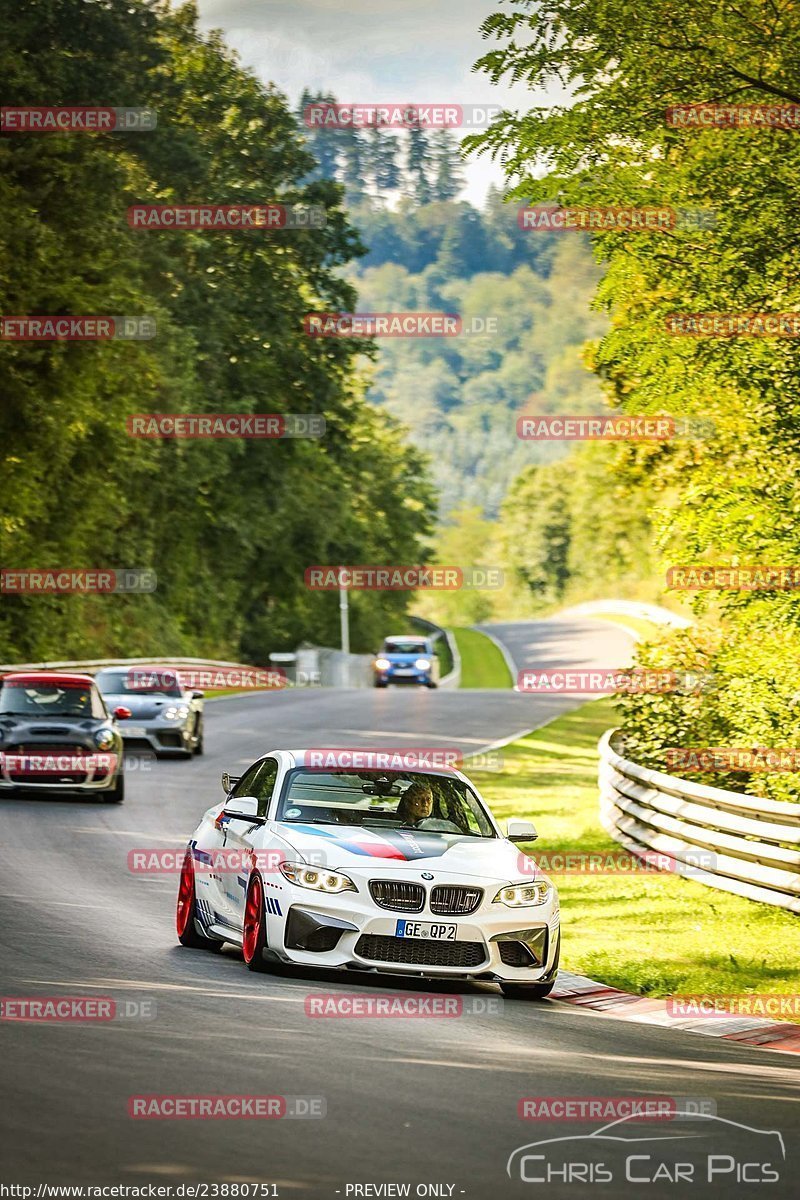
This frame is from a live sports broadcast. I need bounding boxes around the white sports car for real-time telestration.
[176,751,560,998]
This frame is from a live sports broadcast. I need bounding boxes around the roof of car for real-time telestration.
[283,749,461,777]
[1,672,96,687]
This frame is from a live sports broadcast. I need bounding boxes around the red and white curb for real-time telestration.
[551,970,800,1054]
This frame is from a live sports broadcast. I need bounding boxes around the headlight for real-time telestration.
[493,881,551,907]
[414,658,431,670]
[95,728,116,750]
[164,704,190,721]
[374,658,391,670]
[279,861,356,893]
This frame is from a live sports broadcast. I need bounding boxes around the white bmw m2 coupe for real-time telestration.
[176,751,560,998]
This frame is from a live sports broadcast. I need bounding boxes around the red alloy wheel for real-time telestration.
[176,849,223,951]
[176,851,195,939]
[242,873,269,971]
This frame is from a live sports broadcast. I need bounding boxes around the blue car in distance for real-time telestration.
[373,635,439,689]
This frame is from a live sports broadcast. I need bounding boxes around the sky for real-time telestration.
[195,0,544,205]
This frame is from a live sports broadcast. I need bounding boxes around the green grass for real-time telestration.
[467,699,800,1011]
[453,627,513,689]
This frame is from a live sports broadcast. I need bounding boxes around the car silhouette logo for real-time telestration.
[507,1111,786,1184]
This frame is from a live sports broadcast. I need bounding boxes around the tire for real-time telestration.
[103,771,125,804]
[425,681,437,689]
[373,680,387,689]
[194,719,204,756]
[500,981,555,1000]
[176,850,222,950]
[242,873,270,972]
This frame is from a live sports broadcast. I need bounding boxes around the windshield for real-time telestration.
[276,770,495,838]
[383,640,429,656]
[0,681,106,719]
[95,669,183,699]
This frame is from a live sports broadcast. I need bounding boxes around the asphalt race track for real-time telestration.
[1,617,797,1198]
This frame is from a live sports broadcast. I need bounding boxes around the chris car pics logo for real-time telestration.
[507,1112,785,1185]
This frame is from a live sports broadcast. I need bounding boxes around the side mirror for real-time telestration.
[221,772,241,794]
[192,690,205,699]
[113,706,132,720]
[223,795,265,824]
[507,818,538,843]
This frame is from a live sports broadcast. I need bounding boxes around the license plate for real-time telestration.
[396,920,456,941]
[392,668,415,676]
[123,726,147,737]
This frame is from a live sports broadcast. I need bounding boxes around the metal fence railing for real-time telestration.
[0,656,259,675]
[0,654,365,690]
[293,645,374,688]
[406,617,461,689]
[0,628,462,691]
[598,728,800,913]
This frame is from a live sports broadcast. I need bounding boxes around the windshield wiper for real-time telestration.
[401,823,483,836]
[280,817,333,825]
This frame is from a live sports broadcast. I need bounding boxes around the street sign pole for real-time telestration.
[339,575,350,656]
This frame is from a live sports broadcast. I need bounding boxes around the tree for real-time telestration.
[497,464,573,606]
[404,125,432,203]
[0,0,434,660]
[430,130,465,201]
[338,128,367,205]
[364,124,401,197]
[296,89,340,182]
[415,507,501,626]
[468,0,800,797]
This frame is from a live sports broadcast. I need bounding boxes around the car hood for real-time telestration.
[0,716,106,740]
[100,692,179,719]
[270,821,542,882]
[383,653,427,663]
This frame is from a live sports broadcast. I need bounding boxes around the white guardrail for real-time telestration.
[599,729,800,913]
[0,655,372,690]
[0,656,271,678]
[409,619,461,690]
[439,630,461,689]
[0,626,462,691]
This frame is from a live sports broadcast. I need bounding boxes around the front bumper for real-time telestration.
[374,668,432,686]
[264,884,560,983]
[120,721,193,754]
[0,745,122,792]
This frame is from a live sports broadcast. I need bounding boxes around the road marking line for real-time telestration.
[66,829,185,838]
[23,977,308,1001]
